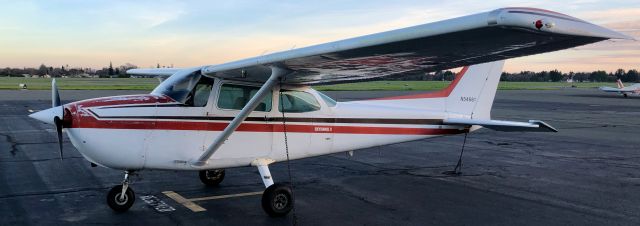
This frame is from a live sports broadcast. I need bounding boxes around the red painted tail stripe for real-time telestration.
[371,66,469,100]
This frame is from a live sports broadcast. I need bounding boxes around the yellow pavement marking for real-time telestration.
[162,191,206,212]
[189,191,263,202]
[162,191,263,212]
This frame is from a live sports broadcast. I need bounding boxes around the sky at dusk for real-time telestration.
[0,0,638,72]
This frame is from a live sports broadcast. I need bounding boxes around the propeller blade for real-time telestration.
[54,116,63,160]
[52,79,63,160]
[52,79,60,107]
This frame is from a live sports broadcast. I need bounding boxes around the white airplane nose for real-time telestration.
[29,106,63,125]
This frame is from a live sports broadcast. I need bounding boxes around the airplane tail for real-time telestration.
[368,60,505,120]
[444,60,505,119]
[616,79,625,89]
[364,60,556,132]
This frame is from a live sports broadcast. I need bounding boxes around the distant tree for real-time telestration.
[117,63,137,78]
[442,71,455,81]
[614,68,626,81]
[108,61,115,76]
[589,70,608,82]
[156,63,160,68]
[626,69,639,82]
[549,70,563,82]
[96,67,109,78]
[37,64,48,76]
[573,72,589,82]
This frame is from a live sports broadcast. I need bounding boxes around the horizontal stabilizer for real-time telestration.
[443,118,558,132]
[599,86,622,92]
[599,86,638,93]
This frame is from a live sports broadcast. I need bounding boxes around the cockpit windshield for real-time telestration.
[151,69,202,103]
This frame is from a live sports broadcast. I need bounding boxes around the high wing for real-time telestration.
[194,7,632,85]
[127,67,199,77]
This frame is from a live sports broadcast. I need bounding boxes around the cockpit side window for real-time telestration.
[151,69,202,103]
[217,84,272,112]
[317,91,337,107]
[278,90,321,113]
[184,76,215,107]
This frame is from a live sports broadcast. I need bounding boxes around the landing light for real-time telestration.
[535,20,543,30]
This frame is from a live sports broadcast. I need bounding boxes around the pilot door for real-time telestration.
[205,81,273,160]
[144,76,216,169]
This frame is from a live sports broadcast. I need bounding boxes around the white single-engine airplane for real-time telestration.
[29,8,632,216]
[599,79,640,98]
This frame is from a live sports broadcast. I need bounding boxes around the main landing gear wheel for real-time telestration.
[107,185,135,212]
[261,183,294,217]
[199,169,225,186]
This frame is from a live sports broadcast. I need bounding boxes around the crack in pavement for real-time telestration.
[0,133,19,156]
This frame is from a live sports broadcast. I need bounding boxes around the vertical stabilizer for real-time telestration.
[445,60,505,119]
[616,79,625,89]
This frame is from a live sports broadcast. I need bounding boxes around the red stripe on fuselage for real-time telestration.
[72,116,464,135]
[67,93,464,135]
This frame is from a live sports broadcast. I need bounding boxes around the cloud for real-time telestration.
[0,0,638,71]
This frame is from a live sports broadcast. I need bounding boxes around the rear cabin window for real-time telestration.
[279,90,321,113]
[217,84,272,111]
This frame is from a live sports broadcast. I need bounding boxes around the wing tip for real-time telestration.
[528,120,558,132]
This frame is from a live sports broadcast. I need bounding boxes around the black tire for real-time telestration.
[199,169,225,186]
[261,183,294,217]
[107,185,135,212]
[624,94,628,98]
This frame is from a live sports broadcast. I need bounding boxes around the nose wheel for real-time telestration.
[107,171,135,212]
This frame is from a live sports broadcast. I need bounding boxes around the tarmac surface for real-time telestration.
[0,88,639,225]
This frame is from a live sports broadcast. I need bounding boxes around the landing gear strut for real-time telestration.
[255,161,294,217]
[107,170,135,212]
[199,169,225,186]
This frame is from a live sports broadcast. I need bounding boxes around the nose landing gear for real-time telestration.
[107,171,135,212]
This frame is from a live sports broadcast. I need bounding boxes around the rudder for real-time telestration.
[445,60,505,120]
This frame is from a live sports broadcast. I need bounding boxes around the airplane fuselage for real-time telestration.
[63,79,467,171]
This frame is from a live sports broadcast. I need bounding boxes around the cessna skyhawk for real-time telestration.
[28,7,632,216]
[599,79,640,98]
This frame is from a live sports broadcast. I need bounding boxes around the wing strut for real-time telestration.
[191,66,289,167]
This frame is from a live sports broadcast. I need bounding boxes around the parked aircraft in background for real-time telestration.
[599,79,640,97]
[28,7,632,217]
